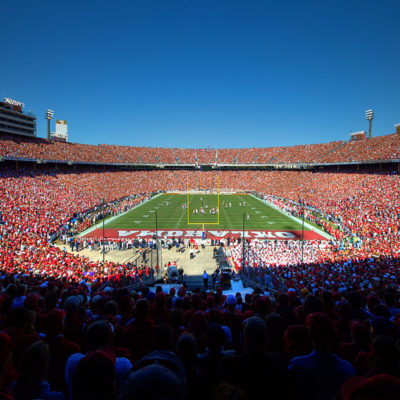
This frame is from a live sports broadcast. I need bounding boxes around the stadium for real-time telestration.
[2,2,400,400]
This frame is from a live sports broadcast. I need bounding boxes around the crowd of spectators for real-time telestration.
[237,147,286,164]
[216,148,239,164]
[1,164,400,398]
[229,240,332,272]
[0,270,399,399]
[98,145,177,164]
[1,133,399,165]
[275,141,345,164]
[321,134,400,163]
[195,149,217,164]
[1,167,400,283]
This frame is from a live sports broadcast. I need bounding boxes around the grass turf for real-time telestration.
[104,194,309,232]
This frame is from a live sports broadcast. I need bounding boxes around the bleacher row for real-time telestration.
[1,133,400,165]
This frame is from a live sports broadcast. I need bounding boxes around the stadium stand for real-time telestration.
[2,133,399,165]
[273,141,346,163]
[1,139,400,399]
[195,148,217,164]
[216,148,238,164]
[321,134,400,163]
[173,148,196,164]
[237,146,287,164]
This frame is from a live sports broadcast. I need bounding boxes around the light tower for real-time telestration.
[45,109,54,141]
[365,109,374,139]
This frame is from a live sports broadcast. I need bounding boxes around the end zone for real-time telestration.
[83,229,327,241]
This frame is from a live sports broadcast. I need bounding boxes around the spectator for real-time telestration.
[65,321,131,398]
[288,312,356,400]
[216,316,288,400]
[12,341,64,400]
[71,350,115,400]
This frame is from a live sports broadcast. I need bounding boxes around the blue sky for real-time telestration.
[1,0,399,148]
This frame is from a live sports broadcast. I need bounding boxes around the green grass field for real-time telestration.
[104,193,308,231]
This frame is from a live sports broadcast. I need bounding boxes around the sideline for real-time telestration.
[249,193,332,240]
[77,193,163,237]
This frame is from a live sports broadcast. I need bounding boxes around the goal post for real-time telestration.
[186,175,220,228]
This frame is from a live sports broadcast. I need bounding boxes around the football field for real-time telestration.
[83,194,328,241]
[105,193,301,230]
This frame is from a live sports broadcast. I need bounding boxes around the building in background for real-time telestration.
[50,120,68,142]
[350,131,366,141]
[0,98,36,137]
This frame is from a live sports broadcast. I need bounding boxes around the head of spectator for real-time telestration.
[254,296,270,317]
[12,341,58,400]
[24,294,40,312]
[306,312,335,353]
[284,324,313,359]
[71,350,115,400]
[265,312,286,352]
[279,293,290,307]
[120,364,184,400]
[225,295,236,311]
[44,291,58,312]
[175,333,197,371]
[174,297,183,309]
[44,309,65,338]
[366,295,380,314]
[209,308,221,324]
[338,300,353,321]
[294,305,306,324]
[134,298,150,321]
[347,291,365,312]
[86,320,113,353]
[303,294,323,316]
[63,295,81,314]
[192,311,207,337]
[350,321,371,351]
[6,307,35,335]
[371,317,395,338]
[155,324,173,351]
[207,295,215,309]
[243,316,270,354]
[366,335,399,377]
[153,292,166,309]
[206,323,226,354]
[321,290,336,315]
[104,300,118,318]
